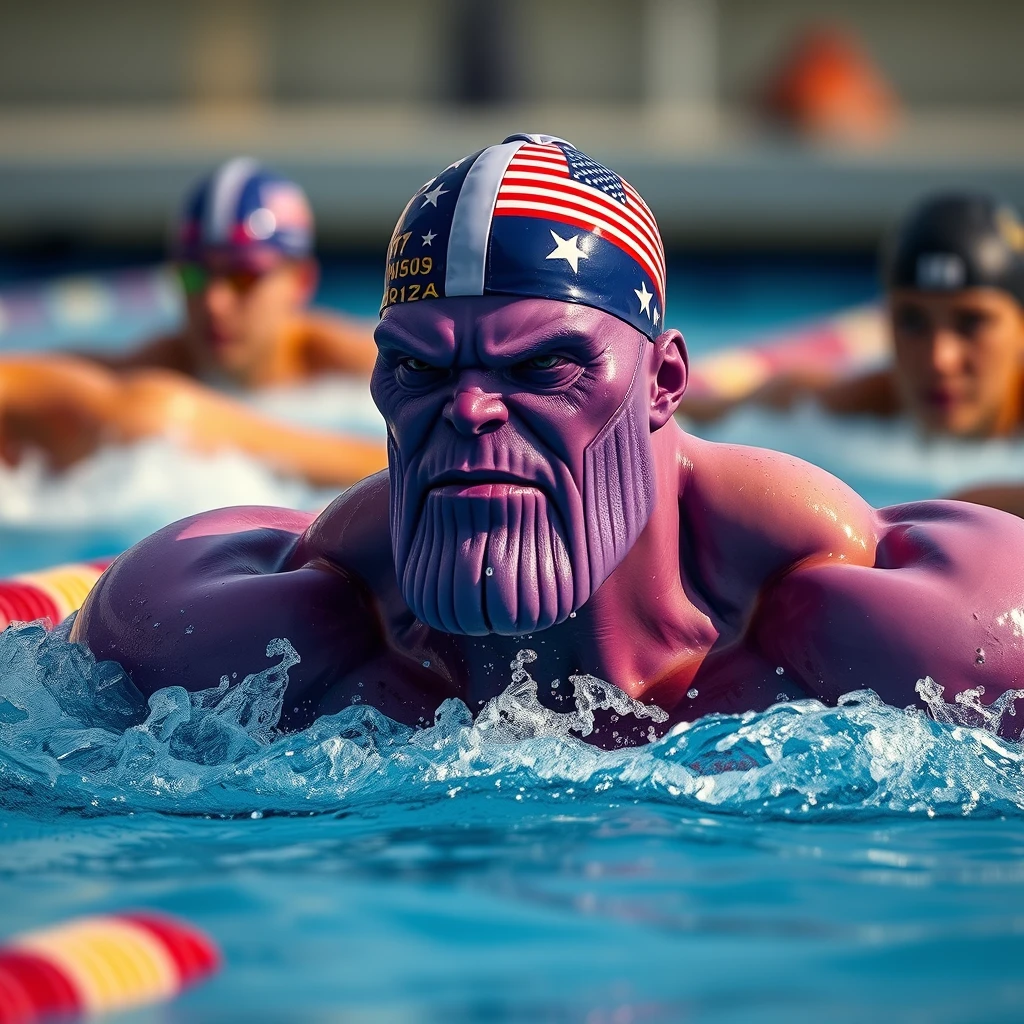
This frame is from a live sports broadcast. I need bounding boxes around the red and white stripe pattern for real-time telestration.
[494,143,666,307]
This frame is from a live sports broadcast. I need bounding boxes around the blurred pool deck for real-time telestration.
[2,105,1024,248]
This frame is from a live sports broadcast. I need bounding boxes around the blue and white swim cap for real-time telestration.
[174,157,314,265]
[381,135,667,339]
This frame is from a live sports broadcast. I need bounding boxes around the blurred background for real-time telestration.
[2,0,1024,253]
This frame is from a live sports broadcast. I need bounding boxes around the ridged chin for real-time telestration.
[401,487,575,635]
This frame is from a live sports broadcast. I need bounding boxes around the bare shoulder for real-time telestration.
[301,470,396,583]
[751,499,1024,725]
[70,502,387,713]
[679,435,878,621]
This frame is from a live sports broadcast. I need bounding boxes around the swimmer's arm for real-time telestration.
[0,354,123,468]
[750,501,1024,735]
[116,369,387,487]
[299,313,379,377]
[0,355,385,486]
[678,368,900,424]
[948,484,1024,520]
[70,506,387,720]
[74,335,195,375]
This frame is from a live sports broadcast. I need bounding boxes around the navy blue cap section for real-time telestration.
[380,152,483,313]
[486,215,663,340]
[886,193,1024,305]
[175,160,314,263]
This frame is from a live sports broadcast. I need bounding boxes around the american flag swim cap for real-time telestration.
[174,157,314,264]
[381,134,667,340]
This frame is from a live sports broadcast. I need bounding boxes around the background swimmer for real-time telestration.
[73,137,1024,743]
[683,194,1024,437]
[0,354,385,486]
[93,158,377,390]
[0,159,387,485]
[680,192,1024,514]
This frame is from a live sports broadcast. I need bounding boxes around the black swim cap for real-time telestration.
[884,193,1024,305]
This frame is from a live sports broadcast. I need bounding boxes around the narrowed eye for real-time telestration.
[399,357,435,372]
[525,354,565,370]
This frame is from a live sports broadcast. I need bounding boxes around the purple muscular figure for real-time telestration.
[72,135,1024,742]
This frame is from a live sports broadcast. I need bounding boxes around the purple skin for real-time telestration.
[72,297,1024,743]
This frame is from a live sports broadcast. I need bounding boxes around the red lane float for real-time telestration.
[0,913,220,1023]
[685,304,887,401]
[0,559,114,631]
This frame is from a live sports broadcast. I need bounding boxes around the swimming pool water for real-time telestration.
[1,254,1023,1021]
[1,619,1022,1022]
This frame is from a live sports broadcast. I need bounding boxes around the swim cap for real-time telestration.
[380,134,667,340]
[173,157,314,266]
[884,193,1024,305]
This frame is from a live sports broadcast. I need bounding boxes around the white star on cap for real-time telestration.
[545,230,588,274]
[634,282,653,318]
[653,306,660,326]
[421,184,449,207]
[421,230,437,246]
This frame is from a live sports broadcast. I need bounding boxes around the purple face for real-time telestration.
[371,297,657,636]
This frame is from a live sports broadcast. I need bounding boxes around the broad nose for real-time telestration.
[445,384,509,436]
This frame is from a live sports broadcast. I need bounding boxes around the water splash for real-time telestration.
[915,676,1024,733]
[0,620,1021,821]
[473,649,668,743]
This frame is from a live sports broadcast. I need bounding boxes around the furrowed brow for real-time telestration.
[486,326,605,363]
[374,319,455,363]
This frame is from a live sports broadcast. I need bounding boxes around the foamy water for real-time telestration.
[2,618,1020,823]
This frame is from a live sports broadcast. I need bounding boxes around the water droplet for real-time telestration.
[485,566,494,577]
[184,624,193,634]
[152,622,161,628]
[422,659,431,668]
[687,688,698,699]
[569,611,577,619]
[250,810,263,820]
[975,647,986,665]
[775,666,785,675]
[776,693,789,701]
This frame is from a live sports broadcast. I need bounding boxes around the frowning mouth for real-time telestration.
[426,471,546,499]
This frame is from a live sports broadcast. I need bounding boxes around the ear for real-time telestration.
[648,328,688,430]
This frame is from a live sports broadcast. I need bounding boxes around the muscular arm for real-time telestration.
[0,355,386,486]
[69,506,385,729]
[753,500,1024,734]
[71,490,451,730]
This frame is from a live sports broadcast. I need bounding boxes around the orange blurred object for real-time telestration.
[762,25,899,143]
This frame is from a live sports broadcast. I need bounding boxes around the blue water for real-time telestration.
[1,619,1022,1021]
[2,254,1024,1021]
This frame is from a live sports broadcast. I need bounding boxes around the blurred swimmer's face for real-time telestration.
[371,297,658,636]
[179,255,316,379]
[890,288,1024,438]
